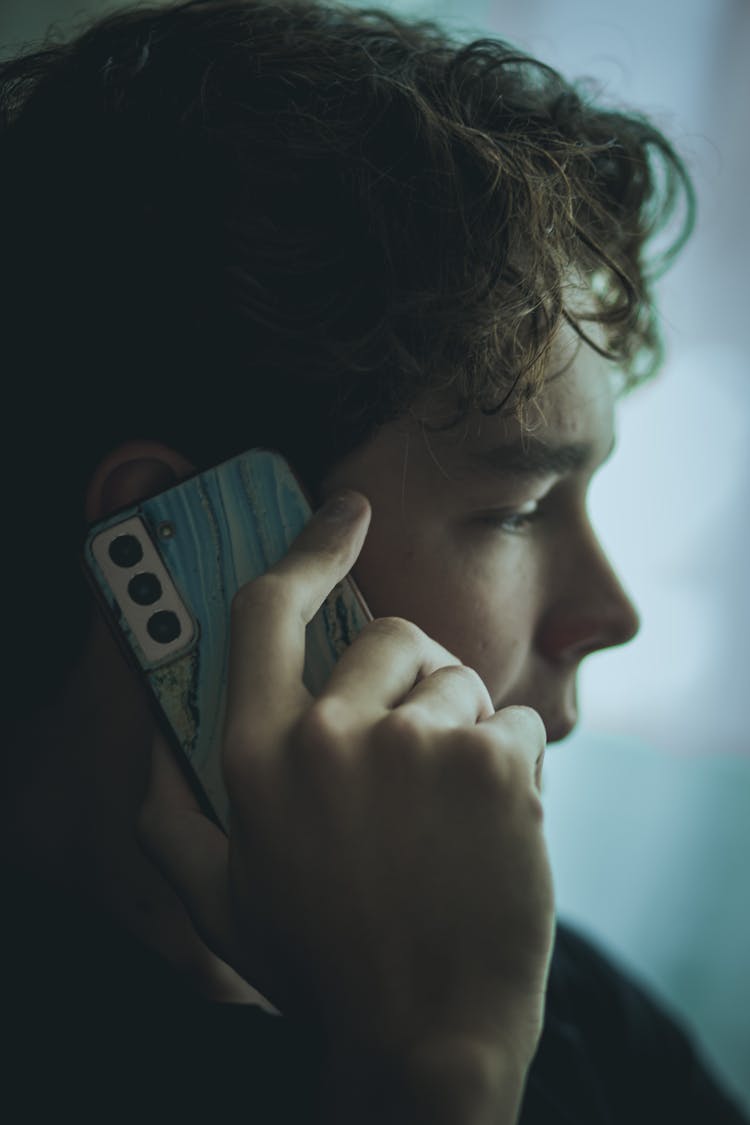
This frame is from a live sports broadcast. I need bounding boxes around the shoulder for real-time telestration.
[549,919,665,1030]
[528,919,749,1125]
[548,918,703,1070]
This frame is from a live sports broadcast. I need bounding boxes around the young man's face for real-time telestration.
[320,322,640,743]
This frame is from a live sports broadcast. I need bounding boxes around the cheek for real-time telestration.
[444,575,532,697]
[351,525,534,696]
[350,528,426,621]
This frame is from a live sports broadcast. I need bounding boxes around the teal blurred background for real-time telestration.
[3,0,748,1108]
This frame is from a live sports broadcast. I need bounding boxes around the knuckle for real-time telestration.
[368,615,425,649]
[498,704,547,750]
[291,697,350,768]
[449,663,491,700]
[456,664,483,687]
[377,707,427,743]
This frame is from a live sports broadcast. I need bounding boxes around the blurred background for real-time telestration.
[2,0,748,1108]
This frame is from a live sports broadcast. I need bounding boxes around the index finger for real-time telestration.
[482,705,548,793]
[223,490,371,755]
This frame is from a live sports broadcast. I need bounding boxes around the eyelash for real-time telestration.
[479,502,544,534]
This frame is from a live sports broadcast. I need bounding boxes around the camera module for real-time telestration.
[108,534,144,568]
[147,610,182,645]
[127,572,163,606]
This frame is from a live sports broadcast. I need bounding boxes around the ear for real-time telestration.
[84,440,197,524]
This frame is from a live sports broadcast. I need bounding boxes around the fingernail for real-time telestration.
[318,490,365,522]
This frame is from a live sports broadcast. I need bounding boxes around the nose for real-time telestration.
[536,522,641,665]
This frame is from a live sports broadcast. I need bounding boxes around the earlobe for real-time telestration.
[84,440,196,523]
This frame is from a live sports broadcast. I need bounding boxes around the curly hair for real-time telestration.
[0,0,694,725]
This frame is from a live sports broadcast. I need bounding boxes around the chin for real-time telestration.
[491,687,578,745]
[542,681,580,744]
[545,716,577,744]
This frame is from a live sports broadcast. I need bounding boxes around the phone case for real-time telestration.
[82,448,371,831]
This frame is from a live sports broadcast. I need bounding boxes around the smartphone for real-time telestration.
[81,447,372,832]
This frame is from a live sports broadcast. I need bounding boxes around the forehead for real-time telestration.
[404,322,619,479]
[323,321,621,502]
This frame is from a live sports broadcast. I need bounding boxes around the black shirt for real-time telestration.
[5,870,747,1123]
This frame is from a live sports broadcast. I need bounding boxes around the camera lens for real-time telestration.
[127,572,162,606]
[108,534,143,568]
[147,610,181,645]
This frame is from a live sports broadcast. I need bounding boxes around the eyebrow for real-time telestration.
[456,435,615,482]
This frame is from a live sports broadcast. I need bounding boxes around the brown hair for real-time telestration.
[0,0,694,723]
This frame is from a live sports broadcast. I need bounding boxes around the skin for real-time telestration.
[9,319,638,1005]
[320,320,639,742]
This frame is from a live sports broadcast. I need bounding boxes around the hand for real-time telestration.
[140,489,555,1112]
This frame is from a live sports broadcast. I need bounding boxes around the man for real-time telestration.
[1,0,745,1121]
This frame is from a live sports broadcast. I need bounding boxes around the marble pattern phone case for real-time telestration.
[82,448,371,830]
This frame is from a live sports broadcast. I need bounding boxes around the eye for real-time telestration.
[478,499,542,533]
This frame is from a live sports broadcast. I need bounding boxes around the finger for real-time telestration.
[535,744,546,794]
[480,705,548,792]
[224,490,371,750]
[396,663,495,727]
[320,616,463,718]
[138,730,246,973]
